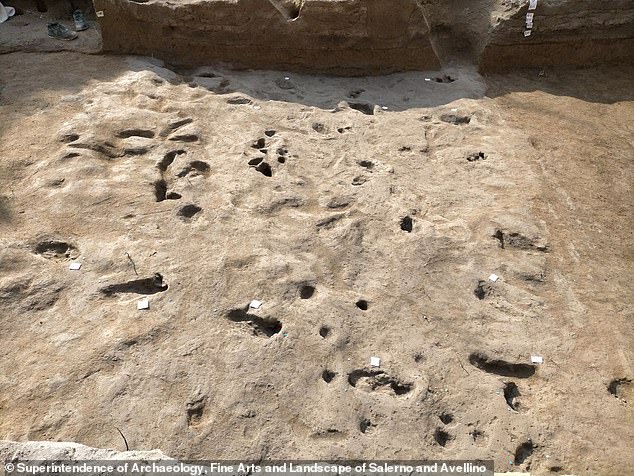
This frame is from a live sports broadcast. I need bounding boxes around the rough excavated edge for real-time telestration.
[0,440,169,461]
[92,0,441,75]
[480,0,634,71]
[0,441,571,476]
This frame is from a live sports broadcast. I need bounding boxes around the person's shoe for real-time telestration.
[72,9,88,31]
[47,22,78,41]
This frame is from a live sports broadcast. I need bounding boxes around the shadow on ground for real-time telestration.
[484,65,634,104]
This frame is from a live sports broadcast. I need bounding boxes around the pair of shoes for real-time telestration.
[47,22,78,41]
[47,10,88,40]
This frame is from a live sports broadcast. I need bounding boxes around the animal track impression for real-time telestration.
[246,134,289,177]
[438,412,453,424]
[469,428,486,445]
[154,179,180,202]
[116,128,156,139]
[467,152,486,162]
[154,150,192,202]
[159,118,193,138]
[176,161,211,178]
[101,273,168,296]
[434,75,455,83]
[256,162,273,177]
[468,352,536,378]
[226,307,282,338]
[504,381,521,411]
[299,284,316,299]
[347,369,413,397]
[400,216,413,232]
[608,378,633,402]
[169,134,199,143]
[514,441,536,466]
[440,114,470,125]
[33,240,79,260]
[59,115,199,163]
[157,150,186,172]
[226,96,253,105]
[493,229,549,252]
[186,395,206,427]
[178,204,202,219]
[359,418,375,434]
[322,369,336,383]
[348,102,374,115]
[434,428,454,447]
[474,280,494,300]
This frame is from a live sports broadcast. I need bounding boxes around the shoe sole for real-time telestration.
[48,34,78,41]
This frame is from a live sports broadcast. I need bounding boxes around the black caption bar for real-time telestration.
[3,461,494,476]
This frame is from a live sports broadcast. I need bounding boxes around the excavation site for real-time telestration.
[0,1,632,475]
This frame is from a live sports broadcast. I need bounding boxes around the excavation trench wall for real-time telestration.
[480,0,634,71]
[92,0,441,74]
[92,0,634,74]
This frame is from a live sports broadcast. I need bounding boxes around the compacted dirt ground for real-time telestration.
[0,50,632,476]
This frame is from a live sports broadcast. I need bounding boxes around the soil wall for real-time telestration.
[92,0,634,74]
[92,0,441,74]
[479,0,634,71]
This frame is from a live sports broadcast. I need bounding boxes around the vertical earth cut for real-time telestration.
[479,0,634,71]
[92,0,634,73]
[93,0,442,74]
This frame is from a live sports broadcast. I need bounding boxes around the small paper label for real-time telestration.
[96,10,104,17]
[137,299,149,310]
[528,0,537,10]
[524,29,532,37]
[69,262,81,270]
[489,273,499,282]
[526,12,534,22]
[250,299,262,309]
[370,357,381,367]
[531,355,544,364]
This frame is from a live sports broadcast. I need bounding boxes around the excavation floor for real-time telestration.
[0,52,633,475]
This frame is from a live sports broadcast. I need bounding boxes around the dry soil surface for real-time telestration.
[0,52,633,476]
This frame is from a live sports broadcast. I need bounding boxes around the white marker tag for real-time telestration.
[531,355,544,364]
[250,299,262,309]
[524,30,532,37]
[528,0,537,10]
[96,10,104,17]
[137,298,149,310]
[526,21,533,29]
[69,262,82,270]
[489,274,499,282]
[370,357,381,367]
[526,13,534,22]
